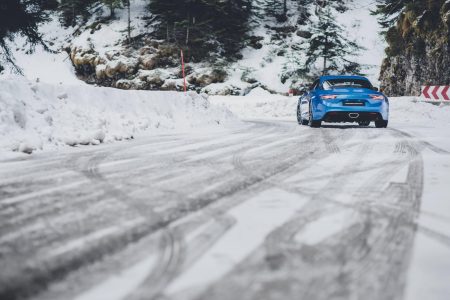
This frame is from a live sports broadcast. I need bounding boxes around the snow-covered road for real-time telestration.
[2,118,449,300]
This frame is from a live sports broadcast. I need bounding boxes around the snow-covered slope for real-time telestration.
[0,78,238,154]
[0,16,81,85]
[222,0,385,93]
[0,0,385,94]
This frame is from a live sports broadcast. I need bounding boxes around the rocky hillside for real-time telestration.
[379,0,450,96]
[66,0,369,94]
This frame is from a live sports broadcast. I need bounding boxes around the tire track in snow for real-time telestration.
[192,128,366,300]
[297,128,424,300]
[0,126,272,241]
[0,121,310,300]
[77,122,312,300]
[59,121,307,300]
[195,127,424,300]
[0,121,428,300]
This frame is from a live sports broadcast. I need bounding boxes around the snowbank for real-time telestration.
[389,97,450,152]
[210,87,296,119]
[389,97,450,126]
[0,78,238,154]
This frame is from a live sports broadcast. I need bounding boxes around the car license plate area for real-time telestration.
[343,100,365,106]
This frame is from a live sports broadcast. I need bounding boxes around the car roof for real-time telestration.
[319,75,370,82]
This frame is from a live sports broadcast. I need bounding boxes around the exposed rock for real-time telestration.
[104,60,122,78]
[68,38,229,92]
[115,79,145,90]
[138,69,172,87]
[248,36,264,49]
[139,46,158,55]
[201,83,245,96]
[187,69,227,87]
[296,30,312,39]
[139,54,158,70]
[277,49,286,56]
[105,50,120,61]
[95,64,107,79]
[161,79,185,91]
[379,2,450,96]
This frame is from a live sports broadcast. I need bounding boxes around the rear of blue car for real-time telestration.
[297,76,389,128]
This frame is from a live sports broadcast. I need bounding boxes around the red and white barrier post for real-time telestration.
[181,49,187,93]
[421,85,450,101]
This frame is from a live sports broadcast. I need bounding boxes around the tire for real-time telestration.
[375,120,388,128]
[358,121,370,126]
[297,105,308,125]
[308,103,321,128]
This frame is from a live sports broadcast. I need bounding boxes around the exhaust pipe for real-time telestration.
[349,113,359,119]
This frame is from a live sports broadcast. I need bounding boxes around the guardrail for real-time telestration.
[421,85,450,101]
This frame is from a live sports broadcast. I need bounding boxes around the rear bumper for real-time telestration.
[322,111,384,123]
[312,99,389,122]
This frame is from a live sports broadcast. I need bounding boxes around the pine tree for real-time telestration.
[125,0,131,42]
[296,0,312,25]
[0,0,53,72]
[59,0,97,27]
[266,0,288,22]
[371,0,412,29]
[101,0,123,18]
[371,0,441,31]
[148,0,252,60]
[304,5,364,75]
[294,0,352,24]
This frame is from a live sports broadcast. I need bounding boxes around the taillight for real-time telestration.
[370,95,384,100]
[321,95,337,100]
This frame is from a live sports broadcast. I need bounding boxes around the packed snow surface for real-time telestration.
[0,78,238,154]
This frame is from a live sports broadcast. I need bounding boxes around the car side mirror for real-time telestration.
[373,87,379,92]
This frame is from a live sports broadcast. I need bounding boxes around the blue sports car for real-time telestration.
[297,75,389,128]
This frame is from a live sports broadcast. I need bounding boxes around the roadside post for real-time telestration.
[181,49,187,93]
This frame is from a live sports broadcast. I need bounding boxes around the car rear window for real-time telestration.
[322,79,373,90]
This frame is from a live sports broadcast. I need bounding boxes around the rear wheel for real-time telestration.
[297,106,308,125]
[358,121,370,126]
[308,103,321,128]
[375,120,388,128]
[296,106,302,125]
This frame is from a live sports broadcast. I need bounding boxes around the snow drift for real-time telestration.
[0,78,238,154]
